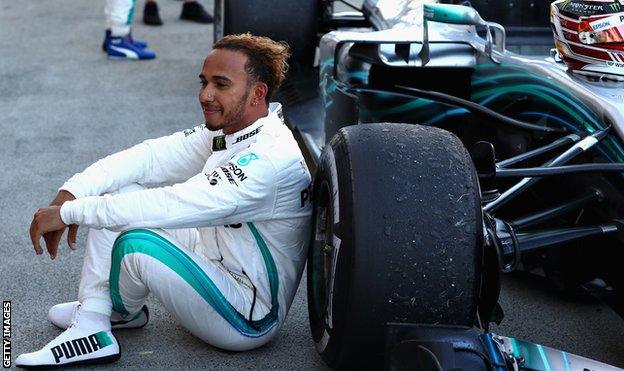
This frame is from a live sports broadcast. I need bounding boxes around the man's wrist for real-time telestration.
[59,189,75,197]
[51,189,77,207]
[59,202,75,226]
[58,183,84,200]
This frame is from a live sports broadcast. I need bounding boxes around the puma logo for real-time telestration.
[50,332,111,363]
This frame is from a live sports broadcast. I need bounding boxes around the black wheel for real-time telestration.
[307,123,483,369]
[213,0,320,71]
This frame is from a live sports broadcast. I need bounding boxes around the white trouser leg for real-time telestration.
[77,183,147,316]
[105,0,137,36]
[78,227,118,316]
[110,229,278,351]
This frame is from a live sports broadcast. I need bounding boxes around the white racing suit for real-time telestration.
[105,0,137,36]
[59,103,313,350]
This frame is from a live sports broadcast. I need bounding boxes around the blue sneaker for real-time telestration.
[102,30,148,52]
[107,35,156,60]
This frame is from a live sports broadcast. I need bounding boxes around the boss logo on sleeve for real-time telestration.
[220,167,239,186]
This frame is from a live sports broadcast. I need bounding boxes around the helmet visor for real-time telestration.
[579,13,624,44]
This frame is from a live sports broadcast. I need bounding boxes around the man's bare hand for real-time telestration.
[40,190,78,255]
[31,190,75,259]
[30,206,68,259]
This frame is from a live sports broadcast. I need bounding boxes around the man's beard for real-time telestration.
[205,89,250,132]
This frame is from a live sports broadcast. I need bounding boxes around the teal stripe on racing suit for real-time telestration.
[109,227,279,337]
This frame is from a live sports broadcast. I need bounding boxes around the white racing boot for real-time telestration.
[48,301,149,330]
[15,309,120,368]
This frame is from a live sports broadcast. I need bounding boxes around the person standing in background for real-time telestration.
[143,0,213,26]
[103,0,157,60]
[102,0,212,60]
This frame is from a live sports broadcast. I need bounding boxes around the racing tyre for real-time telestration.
[213,0,319,71]
[307,123,483,369]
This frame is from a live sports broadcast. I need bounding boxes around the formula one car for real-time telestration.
[216,0,624,369]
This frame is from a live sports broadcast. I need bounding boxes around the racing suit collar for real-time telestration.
[222,103,284,148]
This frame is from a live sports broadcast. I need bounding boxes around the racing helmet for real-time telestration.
[550,0,624,80]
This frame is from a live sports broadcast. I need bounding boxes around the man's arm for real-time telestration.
[61,124,212,199]
[59,150,278,231]
[36,125,212,256]
[39,190,77,254]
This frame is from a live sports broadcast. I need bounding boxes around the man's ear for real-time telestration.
[253,82,268,105]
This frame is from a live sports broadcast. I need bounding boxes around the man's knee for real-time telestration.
[110,228,165,275]
[112,229,152,257]
[109,229,155,315]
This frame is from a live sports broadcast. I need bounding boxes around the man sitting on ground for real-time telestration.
[17,33,312,368]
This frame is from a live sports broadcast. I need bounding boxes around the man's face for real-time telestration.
[199,49,254,133]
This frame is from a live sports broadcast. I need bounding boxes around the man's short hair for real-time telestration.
[213,33,291,104]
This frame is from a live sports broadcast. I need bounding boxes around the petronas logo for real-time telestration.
[237,153,259,166]
[610,2,621,11]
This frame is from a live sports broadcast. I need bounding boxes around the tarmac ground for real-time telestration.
[1,0,623,369]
